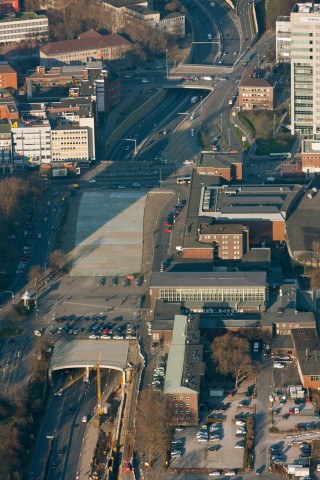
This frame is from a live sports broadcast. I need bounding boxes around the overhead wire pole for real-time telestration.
[97,353,102,416]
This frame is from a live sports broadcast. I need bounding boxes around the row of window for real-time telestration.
[173,395,190,400]
[159,288,265,302]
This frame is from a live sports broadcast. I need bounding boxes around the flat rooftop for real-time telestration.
[241,248,271,268]
[291,328,320,376]
[286,183,320,252]
[302,139,320,154]
[50,339,129,375]
[150,271,266,288]
[200,152,242,169]
[198,184,303,221]
[152,299,181,331]
[293,3,320,14]
[164,314,204,394]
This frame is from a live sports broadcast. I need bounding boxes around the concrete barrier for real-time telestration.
[250,3,259,47]
[106,89,167,154]
[225,0,236,9]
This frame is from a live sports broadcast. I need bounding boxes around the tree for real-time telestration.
[49,249,65,274]
[135,389,169,466]
[165,0,182,12]
[28,265,44,286]
[211,333,252,388]
[310,268,320,290]
[312,240,320,266]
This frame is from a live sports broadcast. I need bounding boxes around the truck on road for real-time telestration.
[202,76,213,81]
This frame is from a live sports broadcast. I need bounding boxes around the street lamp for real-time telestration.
[165,49,169,79]
[4,290,14,305]
[220,114,223,133]
[257,53,260,68]
[200,95,203,115]
[125,138,137,155]
[227,128,231,149]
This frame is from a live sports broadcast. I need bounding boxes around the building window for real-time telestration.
[180,396,183,400]
[311,375,320,382]
[173,395,177,400]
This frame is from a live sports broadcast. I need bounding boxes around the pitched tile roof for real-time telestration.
[40,31,130,56]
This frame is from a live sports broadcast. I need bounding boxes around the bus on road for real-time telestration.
[269,152,292,160]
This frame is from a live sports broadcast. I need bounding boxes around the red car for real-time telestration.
[102,329,109,335]
[20,257,28,261]
[165,222,172,227]
[164,228,172,233]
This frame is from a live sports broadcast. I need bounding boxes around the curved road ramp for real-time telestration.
[71,190,147,276]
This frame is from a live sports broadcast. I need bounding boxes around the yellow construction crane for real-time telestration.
[97,352,102,415]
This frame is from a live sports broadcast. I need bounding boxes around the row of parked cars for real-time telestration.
[197,424,223,443]
[164,201,185,234]
[152,364,165,390]
[170,439,184,459]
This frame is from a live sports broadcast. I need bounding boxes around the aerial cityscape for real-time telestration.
[2,0,320,479]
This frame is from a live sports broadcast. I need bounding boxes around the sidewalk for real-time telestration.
[77,420,100,479]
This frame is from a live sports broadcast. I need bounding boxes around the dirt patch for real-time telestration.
[141,191,175,276]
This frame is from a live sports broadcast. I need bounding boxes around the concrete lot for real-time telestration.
[272,397,318,432]
[71,190,147,276]
[171,391,255,470]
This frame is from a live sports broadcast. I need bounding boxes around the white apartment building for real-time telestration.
[275,16,291,63]
[0,12,48,44]
[51,125,90,163]
[289,2,320,137]
[0,125,12,166]
[11,120,51,165]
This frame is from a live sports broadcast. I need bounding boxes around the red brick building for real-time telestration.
[291,328,320,389]
[198,153,243,182]
[183,222,249,260]
[164,314,204,426]
[0,63,17,90]
[0,0,19,14]
[301,139,320,174]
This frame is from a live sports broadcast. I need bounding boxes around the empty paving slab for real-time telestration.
[71,190,147,276]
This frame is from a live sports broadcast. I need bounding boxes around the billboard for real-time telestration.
[52,168,68,177]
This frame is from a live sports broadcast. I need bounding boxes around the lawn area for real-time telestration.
[255,135,295,155]
[238,110,295,155]
[233,125,250,150]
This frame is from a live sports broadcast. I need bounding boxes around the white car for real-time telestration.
[236,420,246,426]
[88,179,96,183]
[209,471,221,476]
[34,330,42,337]
[183,160,194,165]
[225,471,236,476]
[82,415,88,423]
[37,233,41,238]
[89,334,97,339]
[273,362,285,369]
[235,443,245,449]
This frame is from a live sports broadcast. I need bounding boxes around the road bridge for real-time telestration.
[170,64,234,76]
[49,339,130,383]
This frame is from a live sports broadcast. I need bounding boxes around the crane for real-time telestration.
[97,352,102,416]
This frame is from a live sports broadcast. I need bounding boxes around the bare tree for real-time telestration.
[211,333,252,388]
[28,265,44,286]
[312,240,320,267]
[135,389,169,466]
[310,268,320,290]
[49,249,65,273]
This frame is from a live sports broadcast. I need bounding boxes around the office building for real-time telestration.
[288,3,320,137]
[11,119,51,165]
[238,67,274,111]
[40,30,131,67]
[149,271,267,313]
[0,63,17,90]
[275,16,291,63]
[301,139,320,173]
[0,122,12,166]
[0,12,48,44]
